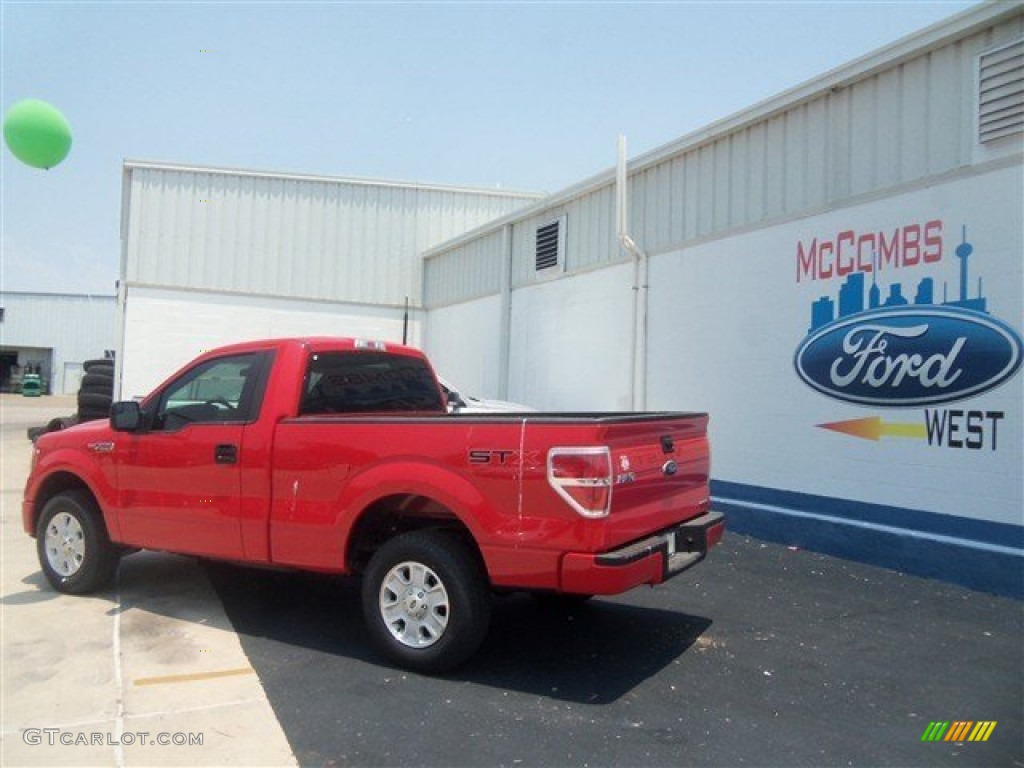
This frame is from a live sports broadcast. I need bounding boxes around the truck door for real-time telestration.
[114,352,271,558]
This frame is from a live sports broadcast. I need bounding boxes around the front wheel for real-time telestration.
[36,490,119,594]
[361,530,491,673]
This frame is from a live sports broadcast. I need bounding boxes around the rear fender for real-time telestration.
[338,460,516,570]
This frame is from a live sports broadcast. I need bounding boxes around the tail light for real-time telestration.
[547,446,612,518]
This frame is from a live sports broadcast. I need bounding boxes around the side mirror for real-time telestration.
[110,401,142,432]
[446,388,467,411]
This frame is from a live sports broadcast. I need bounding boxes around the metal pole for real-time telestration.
[618,135,639,411]
[402,296,409,345]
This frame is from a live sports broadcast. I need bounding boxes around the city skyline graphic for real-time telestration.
[808,225,988,334]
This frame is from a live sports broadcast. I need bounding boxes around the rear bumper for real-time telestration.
[560,510,725,595]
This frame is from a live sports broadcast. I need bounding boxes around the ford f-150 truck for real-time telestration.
[23,338,723,671]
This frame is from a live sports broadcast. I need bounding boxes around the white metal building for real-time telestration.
[0,291,117,394]
[116,161,542,398]
[422,4,1024,595]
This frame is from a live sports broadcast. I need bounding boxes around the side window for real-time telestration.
[155,352,269,431]
[299,351,444,415]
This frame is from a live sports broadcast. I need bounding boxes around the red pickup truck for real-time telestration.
[23,338,723,671]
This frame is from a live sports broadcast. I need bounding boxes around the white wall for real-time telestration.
[508,263,633,411]
[424,264,636,411]
[423,295,503,399]
[647,164,1023,526]
[119,287,423,400]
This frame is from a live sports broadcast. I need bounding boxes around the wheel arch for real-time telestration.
[29,471,112,539]
[345,493,487,579]
[334,459,511,579]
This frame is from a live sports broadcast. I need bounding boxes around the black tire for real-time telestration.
[80,384,114,398]
[36,490,120,594]
[77,409,109,422]
[78,391,112,411]
[81,372,114,391]
[83,359,114,373]
[362,530,492,673]
[46,417,67,433]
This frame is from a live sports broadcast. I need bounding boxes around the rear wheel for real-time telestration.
[36,491,119,594]
[362,530,491,673]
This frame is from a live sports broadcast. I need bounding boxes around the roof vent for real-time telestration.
[979,38,1023,144]
[535,216,566,273]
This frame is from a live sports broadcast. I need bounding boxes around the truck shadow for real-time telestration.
[203,560,711,705]
[464,594,712,704]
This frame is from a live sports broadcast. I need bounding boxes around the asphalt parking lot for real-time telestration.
[207,534,1023,767]
[3,395,1022,767]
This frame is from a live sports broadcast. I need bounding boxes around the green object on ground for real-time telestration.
[21,373,42,397]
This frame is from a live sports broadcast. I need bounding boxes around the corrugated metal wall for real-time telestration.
[424,5,1024,309]
[423,227,507,307]
[1,292,116,352]
[122,164,541,307]
[0,292,117,392]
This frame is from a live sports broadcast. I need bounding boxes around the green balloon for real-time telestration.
[3,99,73,169]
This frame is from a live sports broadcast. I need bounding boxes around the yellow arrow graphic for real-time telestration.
[817,416,927,441]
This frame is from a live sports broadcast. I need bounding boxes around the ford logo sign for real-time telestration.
[794,307,1022,407]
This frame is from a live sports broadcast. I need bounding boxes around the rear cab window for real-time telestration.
[299,351,445,415]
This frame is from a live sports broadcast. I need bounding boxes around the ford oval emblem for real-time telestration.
[662,460,678,477]
[794,306,1023,407]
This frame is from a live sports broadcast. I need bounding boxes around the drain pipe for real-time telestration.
[617,135,648,411]
[498,224,513,400]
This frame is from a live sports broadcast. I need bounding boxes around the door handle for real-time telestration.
[215,444,238,465]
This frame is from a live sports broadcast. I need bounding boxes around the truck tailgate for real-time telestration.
[518,412,711,555]
[601,413,710,549]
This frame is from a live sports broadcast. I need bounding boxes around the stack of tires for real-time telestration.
[78,358,115,422]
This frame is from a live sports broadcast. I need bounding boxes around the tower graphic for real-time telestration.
[956,225,972,303]
[869,250,881,309]
[807,223,988,333]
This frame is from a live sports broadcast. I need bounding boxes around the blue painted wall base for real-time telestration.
[711,480,1023,600]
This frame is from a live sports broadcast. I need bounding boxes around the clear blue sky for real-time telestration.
[2,1,978,295]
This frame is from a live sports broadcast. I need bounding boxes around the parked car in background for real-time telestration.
[438,377,535,414]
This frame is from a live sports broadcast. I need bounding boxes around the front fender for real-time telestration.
[24,446,120,541]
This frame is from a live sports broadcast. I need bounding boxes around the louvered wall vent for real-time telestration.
[979,38,1024,144]
[535,216,565,273]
